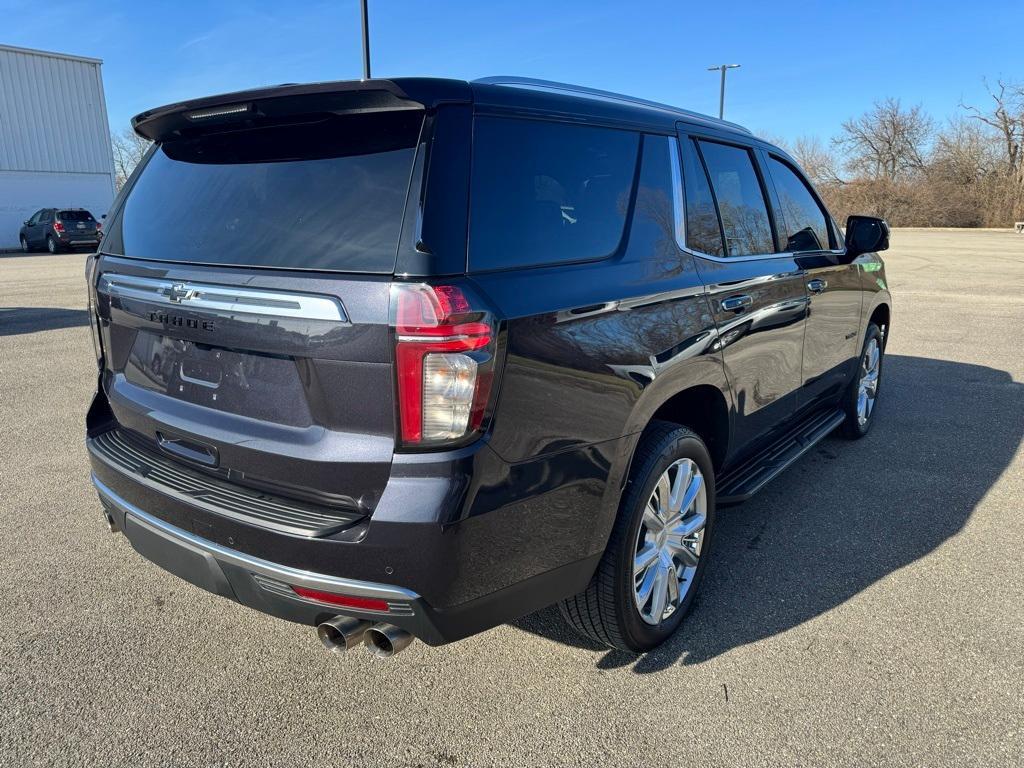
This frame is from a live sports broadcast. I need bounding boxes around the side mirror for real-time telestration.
[845,215,889,258]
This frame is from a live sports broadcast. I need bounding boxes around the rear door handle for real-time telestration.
[720,294,753,313]
[807,278,828,294]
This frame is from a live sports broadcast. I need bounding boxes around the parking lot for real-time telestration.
[1,229,1021,767]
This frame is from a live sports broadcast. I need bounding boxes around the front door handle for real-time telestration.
[720,294,753,313]
[807,278,828,294]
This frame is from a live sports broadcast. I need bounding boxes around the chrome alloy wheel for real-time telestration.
[857,338,881,426]
[633,458,707,625]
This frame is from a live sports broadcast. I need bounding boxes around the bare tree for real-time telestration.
[960,79,1024,221]
[789,136,843,186]
[930,118,998,184]
[833,98,933,182]
[961,79,1024,178]
[110,128,151,190]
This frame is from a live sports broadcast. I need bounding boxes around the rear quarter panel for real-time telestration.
[466,133,726,563]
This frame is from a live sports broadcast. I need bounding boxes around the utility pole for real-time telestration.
[360,0,372,80]
[707,64,740,119]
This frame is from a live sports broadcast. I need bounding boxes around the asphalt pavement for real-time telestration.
[1,229,1021,767]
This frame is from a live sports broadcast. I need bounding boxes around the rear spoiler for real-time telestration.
[131,78,472,141]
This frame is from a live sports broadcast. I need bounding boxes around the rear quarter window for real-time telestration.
[469,117,640,272]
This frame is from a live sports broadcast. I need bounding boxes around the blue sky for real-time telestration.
[3,0,1021,144]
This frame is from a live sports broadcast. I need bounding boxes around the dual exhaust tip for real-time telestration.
[317,616,414,658]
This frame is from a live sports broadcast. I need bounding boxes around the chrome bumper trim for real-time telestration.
[91,473,420,603]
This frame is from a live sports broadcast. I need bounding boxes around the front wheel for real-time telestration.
[560,422,715,652]
[841,323,884,438]
[20,235,31,253]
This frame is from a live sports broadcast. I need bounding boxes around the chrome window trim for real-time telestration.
[672,135,848,264]
[685,247,847,264]
[98,274,348,323]
[667,137,687,252]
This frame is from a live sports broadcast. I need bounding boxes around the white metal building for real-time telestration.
[0,44,115,249]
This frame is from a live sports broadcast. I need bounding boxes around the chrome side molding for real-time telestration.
[98,274,348,323]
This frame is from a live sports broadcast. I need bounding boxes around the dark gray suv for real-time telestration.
[21,208,101,253]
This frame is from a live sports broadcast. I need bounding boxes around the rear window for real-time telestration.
[106,111,423,272]
[59,210,94,221]
[469,117,640,271]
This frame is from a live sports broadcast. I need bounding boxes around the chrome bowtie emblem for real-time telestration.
[166,283,195,303]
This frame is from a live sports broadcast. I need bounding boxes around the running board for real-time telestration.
[717,409,845,506]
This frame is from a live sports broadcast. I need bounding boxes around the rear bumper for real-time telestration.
[88,426,613,645]
[93,475,440,637]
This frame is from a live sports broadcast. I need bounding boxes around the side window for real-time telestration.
[697,140,775,257]
[28,210,43,224]
[40,209,52,222]
[469,117,640,271]
[767,156,832,252]
[679,138,724,256]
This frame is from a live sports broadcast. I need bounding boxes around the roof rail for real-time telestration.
[473,76,752,134]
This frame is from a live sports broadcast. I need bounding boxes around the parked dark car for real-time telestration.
[84,77,891,657]
[21,208,101,253]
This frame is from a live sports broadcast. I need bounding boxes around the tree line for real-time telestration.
[781,79,1024,227]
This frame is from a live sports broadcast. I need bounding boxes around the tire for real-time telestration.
[560,421,716,652]
[46,235,60,254]
[841,323,884,439]
[20,235,31,253]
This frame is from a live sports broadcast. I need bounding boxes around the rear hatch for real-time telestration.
[92,89,431,523]
[59,210,99,241]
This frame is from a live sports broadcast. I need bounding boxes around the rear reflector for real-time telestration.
[290,586,390,613]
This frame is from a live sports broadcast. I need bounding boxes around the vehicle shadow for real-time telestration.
[0,307,90,336]
[510,354,1024,671]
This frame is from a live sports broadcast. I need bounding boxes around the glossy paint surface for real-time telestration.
[696,257,808,450]
[87,78,891,643]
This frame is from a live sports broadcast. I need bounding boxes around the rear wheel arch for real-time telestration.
[647,384,730,473]
[561,420,716,651]
[597,384,729,564]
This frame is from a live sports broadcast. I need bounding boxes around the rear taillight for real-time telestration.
[391,284,497,447]
[53,220,65,234]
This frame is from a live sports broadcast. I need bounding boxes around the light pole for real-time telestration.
[359,0,372,80]
[707,64,740,120]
